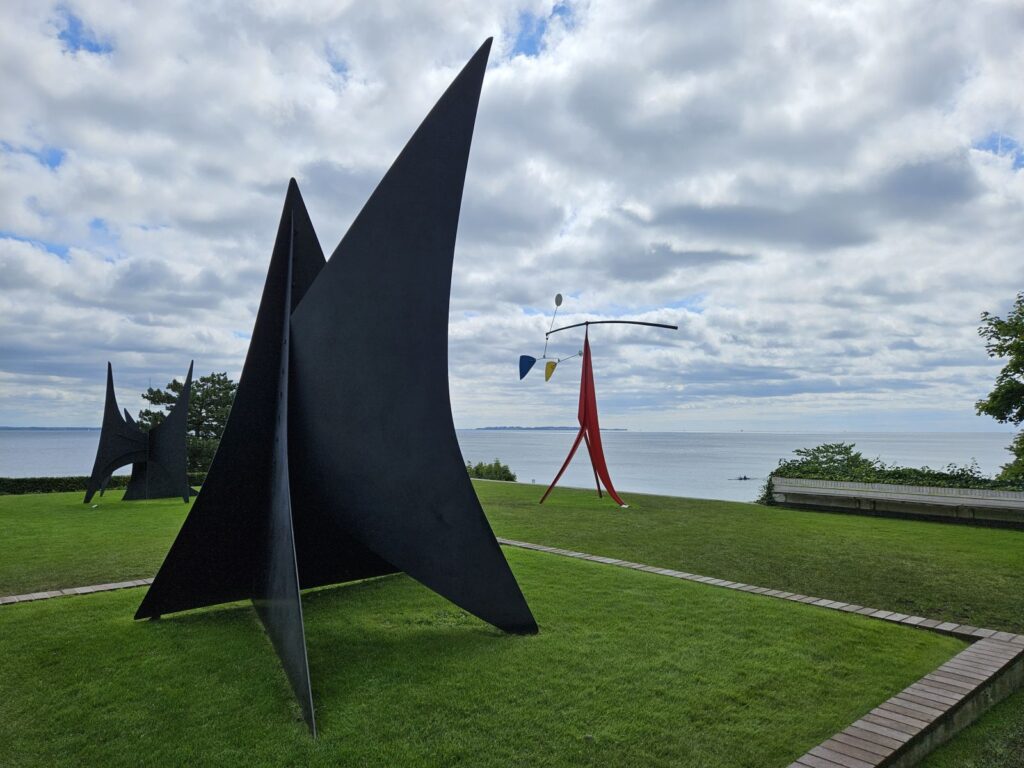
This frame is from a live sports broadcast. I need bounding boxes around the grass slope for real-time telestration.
[478,482,1024,634]
[0,549,963,767]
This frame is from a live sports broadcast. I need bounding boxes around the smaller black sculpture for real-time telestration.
[84,362,193,503]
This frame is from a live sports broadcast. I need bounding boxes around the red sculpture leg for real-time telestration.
[582,432,602,497]
[539,428,585,503]
[540,330,628,507]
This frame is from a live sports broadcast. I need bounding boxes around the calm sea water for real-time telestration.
[458,430,1016,502]
[0,431,131,479]
[0,428,1015,503]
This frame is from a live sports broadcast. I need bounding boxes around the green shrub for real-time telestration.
[466,458,517,482]
[997,432,1024,483]
[756,476,775,506]
[768,442,1024,491]
[0,473,206,495]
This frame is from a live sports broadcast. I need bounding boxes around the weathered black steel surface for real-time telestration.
[289,37,536,635]
[251,212,316,734]
[120,461,149,500]
[84,363,147,503]
[136,183,332,731]
[122,362,193,502]
[137,38,535,734]
[85,362,195,503]
[136,182,330,618]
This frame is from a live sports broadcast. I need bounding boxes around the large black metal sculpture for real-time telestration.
[84,362,193,503]
[135,38,536,735]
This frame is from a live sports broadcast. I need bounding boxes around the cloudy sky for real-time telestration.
[1,0,1022,432]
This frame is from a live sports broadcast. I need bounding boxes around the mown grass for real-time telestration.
[4,484,1024,637]
[0,491,188,594]
[476,482,1024,767]
[477,481,1024,634]
[0,548,964,767]
[1,484,1022,764]
[920,686,1024,768]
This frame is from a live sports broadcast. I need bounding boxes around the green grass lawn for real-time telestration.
[0,547,964,767]
[0,491,188,595]
[478,481,1024,634]
[1,484,1022,764]
[919,686,1024,768]
[4,484,1023,637]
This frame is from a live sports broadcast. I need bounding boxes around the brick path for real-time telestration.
[0,577,152,605]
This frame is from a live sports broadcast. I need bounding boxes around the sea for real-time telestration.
[0,428,1015,503]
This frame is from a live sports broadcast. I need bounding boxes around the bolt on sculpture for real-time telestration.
[521,297,677,507]
[135,38,536,736]
[84,361,193,503]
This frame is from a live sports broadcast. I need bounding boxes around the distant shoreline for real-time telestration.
[0,427,98,431]
[474,426,628,431]
[2,426,1013,434]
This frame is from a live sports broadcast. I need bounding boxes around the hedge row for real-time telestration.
[0,474,206,495]
[5,463,510,494]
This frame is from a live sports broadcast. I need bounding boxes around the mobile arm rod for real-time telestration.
[546,320,678,337]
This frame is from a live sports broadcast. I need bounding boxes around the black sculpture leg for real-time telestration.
[136,181,325,620]
[289,37,537,635]
[135,181,355,734]
[121,462,149,500]
[84,363,147,503]
[98,472,114,498]
[252,217,316,734]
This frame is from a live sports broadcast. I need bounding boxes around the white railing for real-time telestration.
[770,476,1024,525]
[772,477,1024,509]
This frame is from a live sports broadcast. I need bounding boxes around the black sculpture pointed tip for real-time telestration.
[471,37,493,69]
[281,179,304,215]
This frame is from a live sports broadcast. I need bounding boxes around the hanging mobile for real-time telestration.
[518,293,677,507]
[519,293,565,379]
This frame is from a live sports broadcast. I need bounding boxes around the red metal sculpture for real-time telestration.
[522,307,677,507]
[540,329,628,506]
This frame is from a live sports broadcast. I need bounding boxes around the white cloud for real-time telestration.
[0,0,1022,433]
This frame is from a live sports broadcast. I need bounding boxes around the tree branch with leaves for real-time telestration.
[137,372,238,474]
[976,292,1024,481]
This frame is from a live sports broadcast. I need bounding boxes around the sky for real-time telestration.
[1,0,1022,433]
